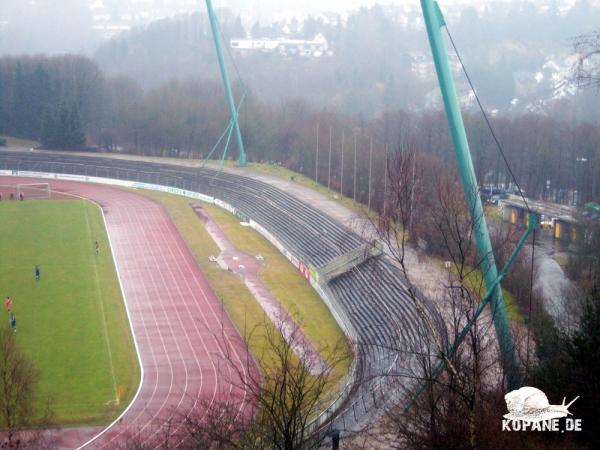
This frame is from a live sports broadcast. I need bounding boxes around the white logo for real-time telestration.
[502,386,581,432]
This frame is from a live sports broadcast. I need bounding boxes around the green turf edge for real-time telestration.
[0,199,140,427]
[0,135,40,148]
[82,199,141,426]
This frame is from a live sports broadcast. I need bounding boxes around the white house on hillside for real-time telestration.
[230,33,332,57]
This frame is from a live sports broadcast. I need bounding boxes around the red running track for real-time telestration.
[1,178,256,449]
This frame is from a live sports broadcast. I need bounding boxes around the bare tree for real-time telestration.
[0,327,43,449]
[565,219,600,290]
[363,148,532,449]
[573,29,600,89]
[371,146,450,366]
[121,316,351,450]
[188,318,350,450]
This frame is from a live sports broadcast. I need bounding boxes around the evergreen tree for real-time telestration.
[534,286,600,447]
[11,62,30,138]
[30,64,51,139]
[56,104,70,148]
[40,103,85,149]
[0,74,4,136]
[40,107,58,148]
[66,104,86,149]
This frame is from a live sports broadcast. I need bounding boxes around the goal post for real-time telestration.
[16,183,51,199]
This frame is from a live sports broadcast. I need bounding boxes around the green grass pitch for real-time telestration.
[0,199,140,426]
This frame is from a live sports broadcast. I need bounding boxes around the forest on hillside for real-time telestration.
[93,3,600,119]
[1,54,599,208]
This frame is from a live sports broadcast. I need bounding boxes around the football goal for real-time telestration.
[16,183,51,199]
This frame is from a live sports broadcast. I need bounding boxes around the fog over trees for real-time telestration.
[2,2,600,118]
[3,2,600,206]
[91,2,600,119]
[1,53,599,207]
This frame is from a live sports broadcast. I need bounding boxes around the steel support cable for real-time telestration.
[444,24,538,382]
[214,13,247,94]
[217,15,250,145]
[444,26,531,214]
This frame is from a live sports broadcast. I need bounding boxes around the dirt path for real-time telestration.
[191,203,328,374]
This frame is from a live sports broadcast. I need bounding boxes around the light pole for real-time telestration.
[368,136,373,210]
[383,143,388,216]
[340,130,345,198]
[328,126,333,191]
[315,122,319,183]
[353,133,358,203]
[574,157,588,205]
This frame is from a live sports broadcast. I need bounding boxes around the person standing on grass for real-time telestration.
[9,313,16,332]
[4,296,12,312]
[95,240,99,255]
[35,265,40,281]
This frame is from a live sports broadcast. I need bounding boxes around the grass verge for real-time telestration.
[432,258,524,323]
[1,135,40,149]
[130,189,353,378]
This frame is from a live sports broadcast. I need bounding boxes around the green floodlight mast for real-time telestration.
[205,0,247,166]
[420,0,536,391]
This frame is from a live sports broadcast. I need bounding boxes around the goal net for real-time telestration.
[16,183,51,199]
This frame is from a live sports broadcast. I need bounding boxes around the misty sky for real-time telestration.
[0,0,591,55]
[216,0,582,25]
[221,0,494,17]
[219,0,576,16]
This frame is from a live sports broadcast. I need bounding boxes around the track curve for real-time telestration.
[0,177,255,449]
[0,151,445,439]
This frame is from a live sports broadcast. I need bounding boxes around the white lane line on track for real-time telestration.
[135,212,212,448]
[141,211,235,447]
[162,214,252,434]
[35,185,148,450]
[74,194,145,450]
[32,183,251,449]
[82,201,119,401]
[123,205,193,447]
[96,198,180,448]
